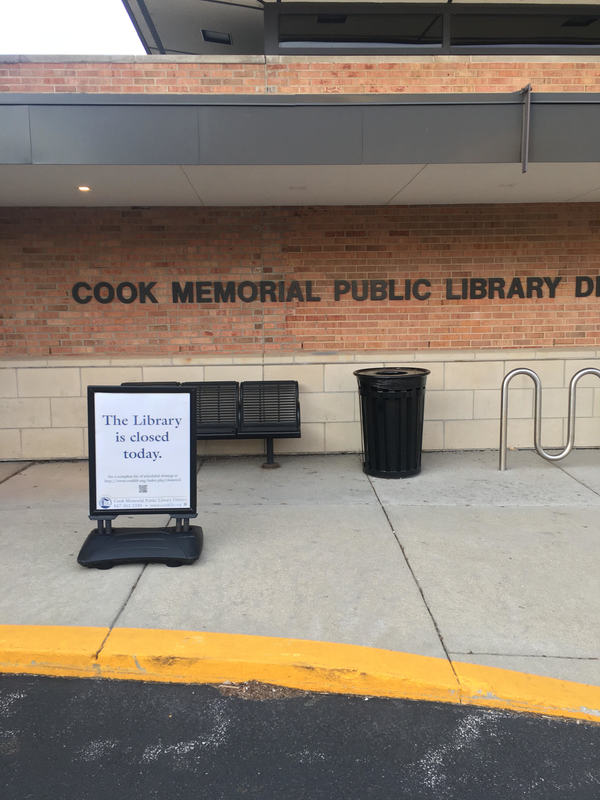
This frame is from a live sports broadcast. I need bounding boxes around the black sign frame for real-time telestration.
[87,385,197,517]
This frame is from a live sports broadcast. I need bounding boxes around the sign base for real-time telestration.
[77,525,203,569]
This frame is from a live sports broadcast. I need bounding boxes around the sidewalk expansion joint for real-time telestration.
[553,460,600,499]
[453,651,599,661]
[0,461,34,485]
[366,474,462,693]
[94,564,147,660]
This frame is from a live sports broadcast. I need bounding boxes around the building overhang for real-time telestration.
[121,1,600,57]
[2,91,600,206]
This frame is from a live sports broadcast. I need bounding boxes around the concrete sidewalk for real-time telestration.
[0,450,599,707]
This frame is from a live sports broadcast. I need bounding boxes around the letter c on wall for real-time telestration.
[71,282,92,304]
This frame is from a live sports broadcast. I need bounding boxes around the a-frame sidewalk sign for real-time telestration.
[77,385,203,569]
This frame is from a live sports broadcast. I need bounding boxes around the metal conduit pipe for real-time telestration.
[499,367,600,471]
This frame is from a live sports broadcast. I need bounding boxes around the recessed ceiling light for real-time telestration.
[78,185,91,192]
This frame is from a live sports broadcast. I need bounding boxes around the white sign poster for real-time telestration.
[92,391,192,512]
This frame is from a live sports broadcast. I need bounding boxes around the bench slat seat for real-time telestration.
[119,379,301,467]
[238,380,300,438]
[182,381,239,439]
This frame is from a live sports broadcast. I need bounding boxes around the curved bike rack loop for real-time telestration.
[499,367,600,470]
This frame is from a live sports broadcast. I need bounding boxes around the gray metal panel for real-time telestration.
[363,104,522,165]
[3,95,599,168]
[0,106,31,164]
[198,107,363,165]
[29,106,199,165]
[531,105,600,162]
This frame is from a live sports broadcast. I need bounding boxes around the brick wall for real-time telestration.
[3,56,600,459]
[2,204,600,358]
[1,56,600,96]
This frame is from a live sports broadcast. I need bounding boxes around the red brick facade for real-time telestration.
[2,203,600,357]
[2,57,600,96]
[2,57,600,358]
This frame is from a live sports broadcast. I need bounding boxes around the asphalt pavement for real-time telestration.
[2,674,599,800]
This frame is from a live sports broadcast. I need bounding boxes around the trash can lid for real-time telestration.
[353,367,430,379]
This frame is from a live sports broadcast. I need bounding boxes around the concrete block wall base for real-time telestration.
[3,348,600,460]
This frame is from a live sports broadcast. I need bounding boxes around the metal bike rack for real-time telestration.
[499,367,600,470]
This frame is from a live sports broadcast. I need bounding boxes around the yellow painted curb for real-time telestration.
[0,625,598,724]
[0,625,108,679]
[100,628,459,705]
[455,660,600,724]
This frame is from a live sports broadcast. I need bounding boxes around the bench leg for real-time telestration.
[262,437,280,469]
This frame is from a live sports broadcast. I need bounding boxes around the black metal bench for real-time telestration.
[122,380,301,468]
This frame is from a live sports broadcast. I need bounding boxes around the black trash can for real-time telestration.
[354,367,430,478]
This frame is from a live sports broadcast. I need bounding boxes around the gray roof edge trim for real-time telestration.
[120,0,154,56]
[4,91,600,108]
[0,92,529,107]
[0,55,267,64]
[532,92,600,104]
